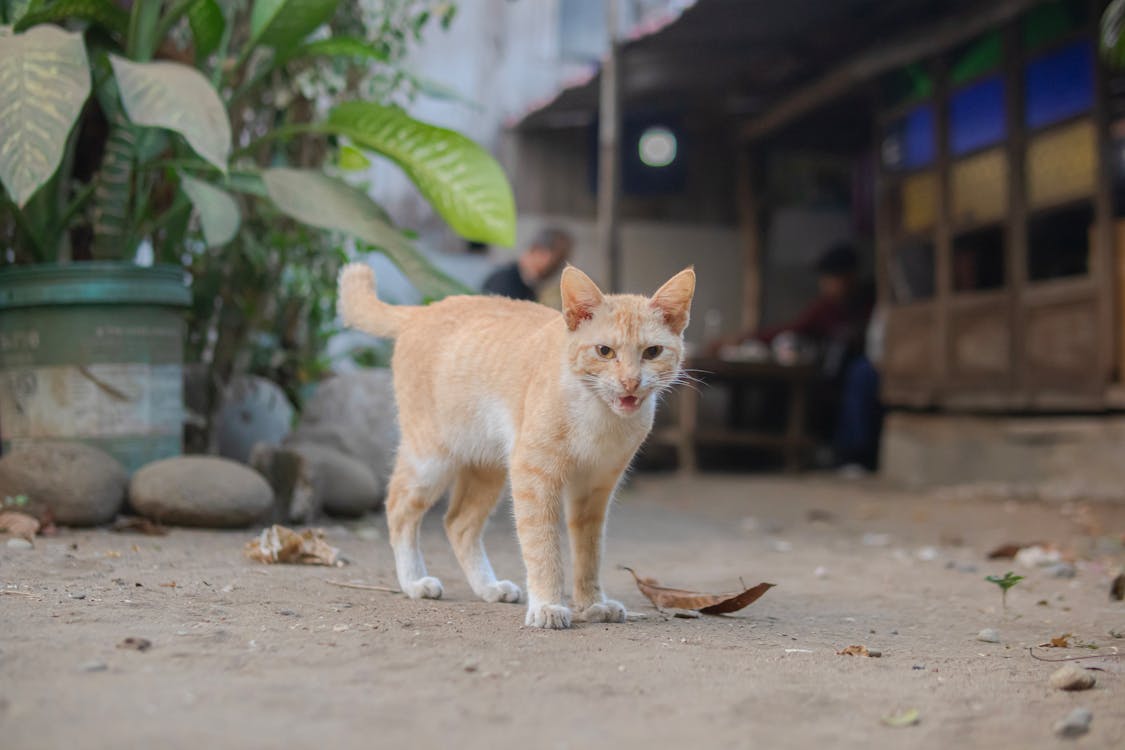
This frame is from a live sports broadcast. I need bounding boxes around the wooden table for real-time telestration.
[652,357,818,473]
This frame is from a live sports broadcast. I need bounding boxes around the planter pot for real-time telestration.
[0,262,191,472]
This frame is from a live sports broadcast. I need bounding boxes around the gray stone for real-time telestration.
[1054,708,1092,738]
[1050,664,1096,691]
[6,538,33,550]
[285,370,398,507]
[1046,562,1077,578]
[248,444,319,523]
[80,661,108,673]
[129,457,272,528]
[288,443,381,518]
[976,628,1000,643]
[0,442,126,526]
[216,376,296,464]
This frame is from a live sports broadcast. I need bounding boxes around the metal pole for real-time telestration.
[597,0,622,292]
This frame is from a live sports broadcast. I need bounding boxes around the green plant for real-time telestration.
[985,571,1024,610]
[0,0,512,446]
[1102,0,1125,69]
[0,0,511,271]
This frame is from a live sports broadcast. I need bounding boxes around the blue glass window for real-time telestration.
[950,76,1006,156]
[1025,41,1094,129]
[884,106,936,171]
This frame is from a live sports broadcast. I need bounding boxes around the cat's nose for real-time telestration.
[620,376,640,393]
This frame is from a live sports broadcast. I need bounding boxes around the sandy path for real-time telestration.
[1,475,1123,749]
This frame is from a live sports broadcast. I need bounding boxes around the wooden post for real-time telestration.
[736,146,762,332]
[597,0,623,292]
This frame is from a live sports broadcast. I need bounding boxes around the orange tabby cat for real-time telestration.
[337,262,694,628]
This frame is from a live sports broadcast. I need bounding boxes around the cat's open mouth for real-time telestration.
[616,395,640,412]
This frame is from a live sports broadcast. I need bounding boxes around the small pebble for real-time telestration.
[976,628,1000,643]
[1053,707,1092,738]
[277,609,298,617]
[1049,664,1096,691]
[912,665,925,670]
[80,661,108,673]
[770,539,792,553]
[862,532,891,547]
[957,563,979,574]
[814,566,829,579]
[355,527,381,542]
[69,592,87,600]
[6,538,33,550]
[1046,562,1077,579]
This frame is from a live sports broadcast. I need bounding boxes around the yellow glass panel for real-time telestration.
[1027,119,1096,208]
[900,172,937,233]
[951,148,1009,226]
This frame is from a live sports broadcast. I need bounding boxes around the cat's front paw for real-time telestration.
[481,580,522,603]
[403,576,443,600]
[577,599,627,623]
[524,603,572,629]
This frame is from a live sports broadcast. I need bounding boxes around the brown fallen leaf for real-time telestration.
[1042,634,1073,648]
[987,542,1044,560]
[159,582,177,588]
[117,637,152,652]
[0,510,40,541]
[837,644,882,657]
[111,516,168,536]
[622,567,774,615]
[245,525,343,567]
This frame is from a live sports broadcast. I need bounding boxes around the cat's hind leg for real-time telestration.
[386,452,452,599]
[444,465,521,603]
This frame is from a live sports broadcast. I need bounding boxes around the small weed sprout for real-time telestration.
[985,571,1024,609]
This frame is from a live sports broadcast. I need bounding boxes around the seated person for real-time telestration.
[712,243,882,470]
[482,228,572,302]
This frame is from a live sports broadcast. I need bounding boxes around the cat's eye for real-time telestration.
[595,345,615,359]
[642,345,664,360]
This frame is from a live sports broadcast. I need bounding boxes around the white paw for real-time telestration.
[524,603,572,629]
[403,576,443,600]
[481,580,522,603]
[577,599,627,623]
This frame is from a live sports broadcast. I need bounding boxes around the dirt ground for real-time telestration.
[2,474,1124,749]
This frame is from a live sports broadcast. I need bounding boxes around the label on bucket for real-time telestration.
[0,364,182,439]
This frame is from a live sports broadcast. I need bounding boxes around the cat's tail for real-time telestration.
[337,263,411,339]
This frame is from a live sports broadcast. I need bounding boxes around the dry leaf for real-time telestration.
[245,525,343,567]
[0,510,40,541]
[117,637,152,652]
[987,542,1044,560]
[1043,634,1072,648]
[622,567,774,614]
[159,582,177,588]
[111,516,168,536]
[837,644,882,657]
[882,708,920,728]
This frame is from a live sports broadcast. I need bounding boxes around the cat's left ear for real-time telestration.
[650,267,695,334]
[560,266,605,331]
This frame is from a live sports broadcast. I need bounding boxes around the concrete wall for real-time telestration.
[882,411,1125,499]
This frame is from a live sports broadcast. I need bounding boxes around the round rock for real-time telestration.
[285,370,398,509]
[976,628,1000,643]
[1054,707,1092,738]
[129,457,272,528]
[289,443,381,518]
[0,442,126,526]
[1050,664,1096,691]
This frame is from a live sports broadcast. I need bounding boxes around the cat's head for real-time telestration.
[560,266,695,417]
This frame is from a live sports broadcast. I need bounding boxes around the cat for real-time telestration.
[337,262,695,628]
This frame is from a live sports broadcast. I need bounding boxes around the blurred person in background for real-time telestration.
[482,228,573,302]
[710,242,882,471]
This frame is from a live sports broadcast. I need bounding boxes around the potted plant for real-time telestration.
[0,0,515,470]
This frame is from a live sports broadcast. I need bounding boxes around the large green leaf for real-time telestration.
[180,173,240,246]
[249,0,340,51]
[13,0,128,35]
[188,0,224,60]
[280,34,388,64]
[109,54,230,171]
[262,167,472,299]
[326,102,516,247]
[0,24,90,207]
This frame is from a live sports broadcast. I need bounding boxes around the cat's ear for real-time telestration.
[650,267,695,334]
[560,266,604,330]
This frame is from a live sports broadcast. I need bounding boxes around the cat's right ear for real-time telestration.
[560,266,604,330]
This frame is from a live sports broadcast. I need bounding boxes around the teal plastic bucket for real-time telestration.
[0,263,191,472]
